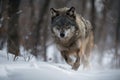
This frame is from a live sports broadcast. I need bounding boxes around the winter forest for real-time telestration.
[0,0,120,80]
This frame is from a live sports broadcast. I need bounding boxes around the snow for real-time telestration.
[0,50,120,80]
[0,62,120,80]
[95,0,104,12]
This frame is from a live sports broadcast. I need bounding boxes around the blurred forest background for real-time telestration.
[0,0,120,68]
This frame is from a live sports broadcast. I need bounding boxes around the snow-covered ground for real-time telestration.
[0,50,120,80]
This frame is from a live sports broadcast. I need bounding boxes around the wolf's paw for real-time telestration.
[72,65,79,71]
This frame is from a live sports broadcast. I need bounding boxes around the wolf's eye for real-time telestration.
[66,26,70,29]
[56,27,60,30]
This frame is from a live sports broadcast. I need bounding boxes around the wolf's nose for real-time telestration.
[60,33,65,38]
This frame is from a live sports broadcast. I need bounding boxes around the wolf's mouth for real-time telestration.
[59,36,70,41]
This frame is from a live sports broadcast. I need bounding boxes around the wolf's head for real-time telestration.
[50,7,78,42]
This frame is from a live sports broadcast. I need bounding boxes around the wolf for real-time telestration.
[50,7,94,70]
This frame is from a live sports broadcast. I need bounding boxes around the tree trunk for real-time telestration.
[114,0,120,68]
[0,0,8,49]
[7,0,20,60]
[33,0,50,61]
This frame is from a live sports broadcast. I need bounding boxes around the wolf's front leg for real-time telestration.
[61,51,73,66]
[82,54,90,69]
[72,49,80,70]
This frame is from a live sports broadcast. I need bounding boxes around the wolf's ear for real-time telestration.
[66,7,76,19]
[50,8,59,17]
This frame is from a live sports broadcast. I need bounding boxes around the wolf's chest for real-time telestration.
[56,40,81,52]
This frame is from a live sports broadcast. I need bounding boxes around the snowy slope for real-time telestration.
[0,50,120,80]
[0,62,120,80]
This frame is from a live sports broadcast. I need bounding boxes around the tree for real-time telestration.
[7,0,20,60]
[0,0,8,49]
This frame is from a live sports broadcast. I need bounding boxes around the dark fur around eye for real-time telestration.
[66,26,71,29]
[56,26,60,30]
